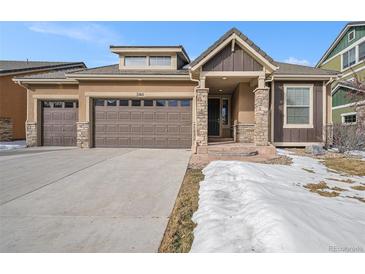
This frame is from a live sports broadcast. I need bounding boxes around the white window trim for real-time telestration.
[348,30,355,43]
[124,56,148,67]
[283,84,314,129]
[341,112,357,125]
[341,47,357,71]
[359,41,365,62]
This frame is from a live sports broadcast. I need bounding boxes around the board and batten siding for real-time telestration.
[273,81,324,143]
[202,44,263,71]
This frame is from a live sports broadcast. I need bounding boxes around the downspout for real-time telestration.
[189,70,201,154]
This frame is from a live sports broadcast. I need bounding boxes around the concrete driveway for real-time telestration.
[0,147,191,252]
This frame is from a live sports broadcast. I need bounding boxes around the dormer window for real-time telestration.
[124,56,147,67]
[348,30,355,43]
[149,56,171,66]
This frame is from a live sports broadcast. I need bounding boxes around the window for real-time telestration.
[43,101,51,108]
[95,99,105,106]
[119,100,129,106]
[342,113,357,124]
[168,100,178,107]
[106,100,117,106]
[343,47,356,69]
[359,41,365,62]
[124,56,147,67]
[64,102,74,108]
[131,100,141,106]
[284,85,313,127]
[348,30,355,43]
[180,100,190,107]
[156,100,166,107]
[221,99,229,125]
[149,56,171,66]
[143,100,153,106]
[53,102,63,108]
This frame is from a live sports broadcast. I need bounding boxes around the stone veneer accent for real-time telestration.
[235,123,254,143]
[254,87,270,146]
[196,88,209,154]
[0,117,13,141]
[325,124,333,147]
[26,121,37,147]
[77,122,90,148]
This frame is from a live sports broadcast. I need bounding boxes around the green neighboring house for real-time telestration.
[317,21,365,125]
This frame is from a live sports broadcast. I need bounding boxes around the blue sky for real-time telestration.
[0,22,345,68]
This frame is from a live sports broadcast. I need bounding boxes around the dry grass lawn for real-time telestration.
[304,181,342,197]
[323,158,365,176]
[159,169,204,253]
[351,185,365,191]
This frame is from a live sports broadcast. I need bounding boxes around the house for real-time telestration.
[0,60,86,141]
[316,21,365,126]
[14,28,339,152]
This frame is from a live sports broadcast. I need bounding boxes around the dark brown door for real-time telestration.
[94,99,192,148]
[208,98,220,136]
[42,101,78,146]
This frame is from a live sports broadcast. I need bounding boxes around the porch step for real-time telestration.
[209,150,258,157]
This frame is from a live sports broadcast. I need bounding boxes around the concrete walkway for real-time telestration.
[0,147,191,252]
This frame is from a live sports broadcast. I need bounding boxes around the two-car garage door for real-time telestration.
[94,99,192,148]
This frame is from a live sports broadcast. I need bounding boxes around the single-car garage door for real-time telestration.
[42,101,78,146]
[94,99,192,148]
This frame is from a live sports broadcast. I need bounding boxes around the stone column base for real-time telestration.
[254,87,270,146]
[26,121,37,147]
[77,122,90,148]
[325,123,333,147]
[196,88,209,154]
[0,117,13,141]
[235,123,254,143]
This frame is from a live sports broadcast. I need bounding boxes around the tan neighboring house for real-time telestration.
[14,28,339,152]
[0,61,85,141]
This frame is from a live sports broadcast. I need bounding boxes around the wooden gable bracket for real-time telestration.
[231,38,236,52]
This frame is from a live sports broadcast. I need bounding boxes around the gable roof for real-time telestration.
[0,60,85,75]
[332,80,365,95]
[274,61,339,76]
[14,67,86,80]
[316,21,365,67]
[189,28,276,70]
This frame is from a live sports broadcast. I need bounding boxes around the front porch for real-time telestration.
[194,72,271,154]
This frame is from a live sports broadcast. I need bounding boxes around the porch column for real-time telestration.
[254,76,270,146]
[195,88,209,154]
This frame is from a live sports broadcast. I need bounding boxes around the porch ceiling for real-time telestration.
[206,76,255,94]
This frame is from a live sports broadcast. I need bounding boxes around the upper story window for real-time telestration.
[149,56,171,66]
[359,41,365,62]
[124,56,147,67]
[343,47,356,69]
[348,30,355,43]
[284,85,313,128]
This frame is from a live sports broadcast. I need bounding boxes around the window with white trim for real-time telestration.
[149,56,171,66]
[285,86,312,126]
[359,41,365,62]
[348,30,355,43]
[342,113,357,124]
[124,56,147,66]
[342,47,356,69]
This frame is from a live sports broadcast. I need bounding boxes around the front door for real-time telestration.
[208,98,220,136]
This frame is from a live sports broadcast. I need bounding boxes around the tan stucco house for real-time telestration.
[0,60,85,141]
[14,28,339,152]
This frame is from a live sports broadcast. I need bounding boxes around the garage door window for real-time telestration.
[95,99,105,106]
[144,100,154,106]
[156,100,166,107]
[180,100,190,107]
[132,100,141,106]
[119,100,129,106]
[107,100,117,106]
[168,100,178,107]
[64,102,74,108]
[53,102,63,108]
[43,101,51,108]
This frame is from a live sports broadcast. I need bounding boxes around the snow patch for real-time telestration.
[191,152,365,252]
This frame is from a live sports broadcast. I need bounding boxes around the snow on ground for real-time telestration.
[346,150,365,160]
[0,140,26,150]
[191,150,365,252]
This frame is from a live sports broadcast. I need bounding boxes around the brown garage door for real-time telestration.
[94,99,192,148]
[42,101,78,146]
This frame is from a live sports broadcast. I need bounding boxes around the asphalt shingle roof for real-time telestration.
[14,67,86,79]
[273,61,339,76]
[0,60,85,75]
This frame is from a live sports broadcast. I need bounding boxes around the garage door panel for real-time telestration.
[42,101,77,146]
[94,99,191,148]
